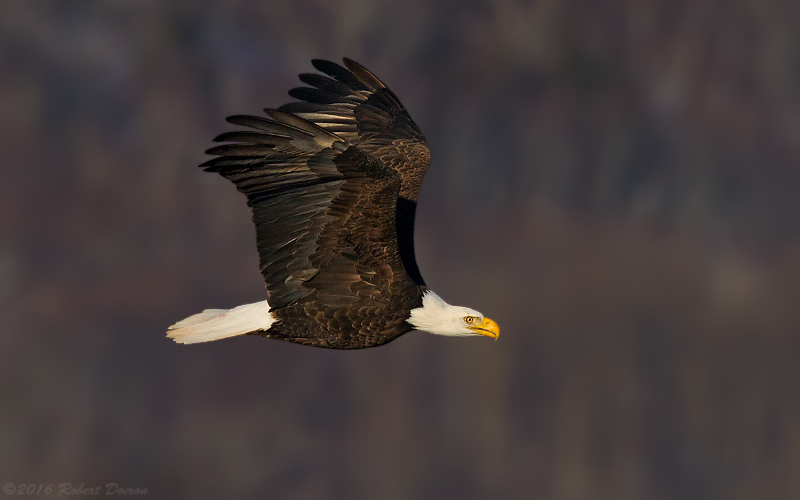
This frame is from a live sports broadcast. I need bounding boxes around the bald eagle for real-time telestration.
[168,58,499,349]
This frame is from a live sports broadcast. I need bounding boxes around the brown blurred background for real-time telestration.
[2,1,799,499]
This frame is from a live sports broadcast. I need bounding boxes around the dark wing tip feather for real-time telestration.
[311,59,371,91]
[298,73,355,97]
[205,144,276,157]
[342,58,386,90]
[212,131,288,143]
[288,86,351,105]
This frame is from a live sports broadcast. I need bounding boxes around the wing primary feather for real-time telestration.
[212,131,289,144]
[311,59,371,91]
[226,115,315,137]
[200,156,269,170]
[298,73,357,96]
[288,87,354,105]
[277,102,356,116]
[342,58,386,90]
[205,144,276,156]
[263,109,346,149]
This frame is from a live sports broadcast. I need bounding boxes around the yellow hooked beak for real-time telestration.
[467,317,500,340]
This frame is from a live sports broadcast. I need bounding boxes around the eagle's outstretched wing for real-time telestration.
[279,59,430,285]
[201,109,419,313]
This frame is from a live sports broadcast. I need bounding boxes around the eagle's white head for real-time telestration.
[407,291,500,339]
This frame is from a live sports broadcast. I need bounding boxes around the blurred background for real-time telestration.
[2,0,799,498]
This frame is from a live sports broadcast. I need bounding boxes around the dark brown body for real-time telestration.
[258,287,423,349]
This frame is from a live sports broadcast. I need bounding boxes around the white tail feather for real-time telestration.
[167,300,275,344]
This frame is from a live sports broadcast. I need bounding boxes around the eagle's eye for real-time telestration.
[465,316,475,324]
